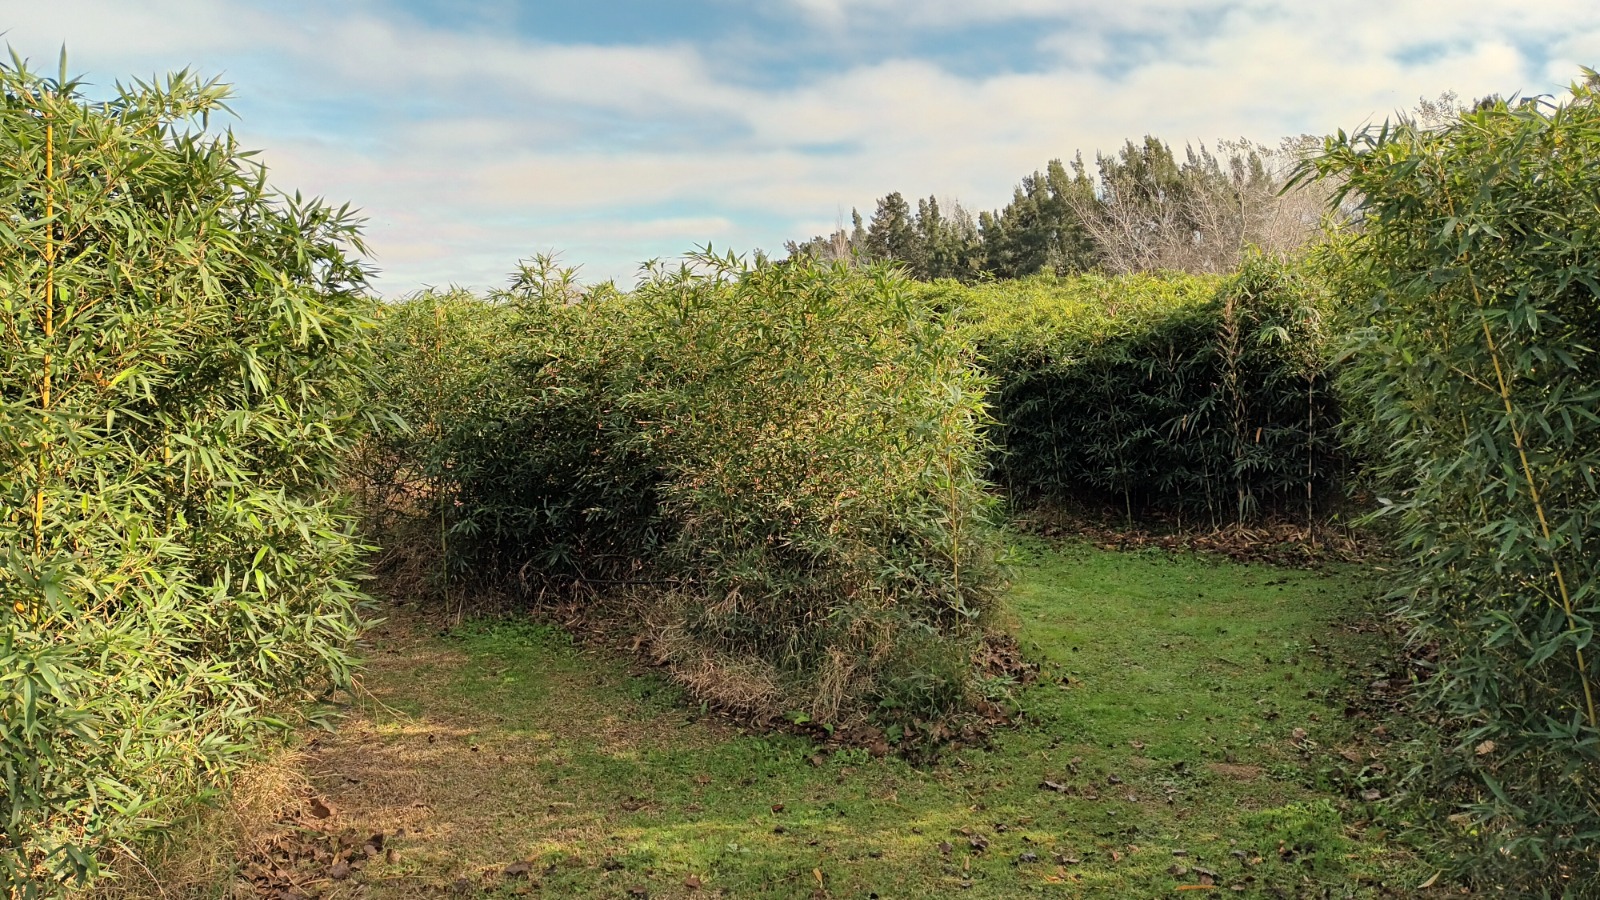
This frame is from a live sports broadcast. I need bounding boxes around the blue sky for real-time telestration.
[7,1,1599,292]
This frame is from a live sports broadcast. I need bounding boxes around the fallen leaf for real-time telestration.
[1475,740,1496,756]
[684,875,702,890]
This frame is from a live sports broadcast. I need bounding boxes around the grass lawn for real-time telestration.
[218,538,1431,899]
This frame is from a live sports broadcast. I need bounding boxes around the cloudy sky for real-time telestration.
[6,1,1597,292]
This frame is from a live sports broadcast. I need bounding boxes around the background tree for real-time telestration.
[1072,136,1327,274]
[915,195,983,280]
[863,191,920,268]
[979,157,1096,279]
[790,135,1336,281]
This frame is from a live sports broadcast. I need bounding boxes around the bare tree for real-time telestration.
[1069,137,1344,275]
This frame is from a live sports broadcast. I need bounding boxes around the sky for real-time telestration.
[5,1,1598,293]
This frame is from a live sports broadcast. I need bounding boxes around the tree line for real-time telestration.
[785,134,1340,280]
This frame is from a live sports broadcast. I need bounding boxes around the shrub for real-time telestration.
[629,254,1003,724]
[932,258,1343,525]
[363,258,659,580]
[1305,76,1600,892]
[352,285,525,568]
[0,62,374,894]
[372,252,1003,727]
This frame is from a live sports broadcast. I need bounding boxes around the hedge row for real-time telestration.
[1309,85,1600,892]
[926,257,1345,524]
[367,253,1004,729]
[0,67,374,894]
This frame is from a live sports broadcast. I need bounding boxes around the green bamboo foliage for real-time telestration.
[628,252,1002,724]
[0,60,375,895]
[1305,76,1600,891]
[932,260,1342,525]
[371,252,1003,727]
[368,257,658,581]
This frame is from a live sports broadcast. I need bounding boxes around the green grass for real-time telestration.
[292,538,1429,898]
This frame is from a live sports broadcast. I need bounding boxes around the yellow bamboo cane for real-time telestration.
[33,115,55,556]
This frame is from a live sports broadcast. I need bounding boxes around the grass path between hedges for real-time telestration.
[244,538,1435,899]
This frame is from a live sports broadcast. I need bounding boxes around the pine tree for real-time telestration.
[979,157,1095,278]
[916,195,982,280]
[864,192,919,267]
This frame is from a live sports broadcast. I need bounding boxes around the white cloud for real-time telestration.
[784,0,1214,30]
[7,0,1600,290]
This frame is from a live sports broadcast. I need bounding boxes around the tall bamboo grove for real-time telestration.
[0,60,377,895]
[1305,76,1600,890]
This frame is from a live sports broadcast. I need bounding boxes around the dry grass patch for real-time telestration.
[84,748,313,900]
[250,613,737,897]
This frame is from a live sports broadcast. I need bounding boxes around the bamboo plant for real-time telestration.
[0,57,376,896]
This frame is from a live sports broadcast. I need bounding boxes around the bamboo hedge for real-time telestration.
[0,61,375,895]
[368,252,1004,730]
[930,259,1344,525]
[1304,79,1600,892]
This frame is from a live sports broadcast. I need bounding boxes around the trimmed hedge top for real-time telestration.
[936,271,1220,360]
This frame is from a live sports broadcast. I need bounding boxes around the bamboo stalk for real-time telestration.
[33,115,55,554]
